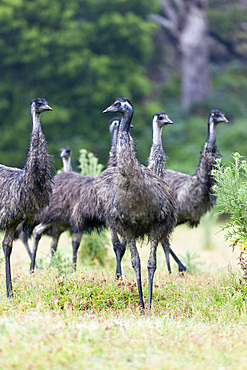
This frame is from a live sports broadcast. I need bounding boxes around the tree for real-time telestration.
[0,0,159,168]
[149,0,210,108]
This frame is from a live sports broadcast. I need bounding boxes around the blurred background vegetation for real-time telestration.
[1,0,247,174]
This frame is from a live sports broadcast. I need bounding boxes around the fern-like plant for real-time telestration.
[212,152,247,277]
[78,149,104,176]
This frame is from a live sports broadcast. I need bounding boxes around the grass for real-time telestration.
[0,220,246,369]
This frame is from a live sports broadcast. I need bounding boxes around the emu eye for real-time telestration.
[115,103,120,108]
[37,102,42,107]
[158,115,163,120]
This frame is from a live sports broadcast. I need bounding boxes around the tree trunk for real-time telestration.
[180,1,210,108]
[149,0,210,108]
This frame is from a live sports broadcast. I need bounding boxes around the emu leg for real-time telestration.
[147,239,158,311]
[31,223,51,272]
[128,239,145,315]
[2,229,15,298]
[111,230,126,279]
[170,248,186,273]
[50,236,59,256]
[161,239,186,273]
[161,239,171,274]
[19,229,32,260]
[72,232,82,271]
[19,229,38,269]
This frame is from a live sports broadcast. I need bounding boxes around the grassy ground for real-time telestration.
[0,217,246,369]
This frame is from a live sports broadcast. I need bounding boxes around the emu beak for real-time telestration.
[46,104,53,111]
[222,117,229,123]
[103,104,115,114]
[167,118,173,124]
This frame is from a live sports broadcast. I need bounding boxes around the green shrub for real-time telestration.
[212,152,247,278]
[37,250,73,276]
[79,230,111,266]
[78,149,104,176]
[180,250,204,275]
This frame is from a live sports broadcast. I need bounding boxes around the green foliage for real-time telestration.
[1,268,246,320]
[37,250,73,276]
[0,0,158,169]
[78,149,104,176]
[179,251,204,275]
[212,153,247,246]
[212,152,247,278]
[1,0,247,176]
[79,230,111,266]
[200,210,218,250]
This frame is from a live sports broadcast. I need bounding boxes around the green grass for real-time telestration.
[0,224,246,369]
[0,268,247,369]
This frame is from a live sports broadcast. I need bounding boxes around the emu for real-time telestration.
[108,109,228,276]
[71,98,176,313]
[0,98,53,297]
[30,118,122,271]
[14,146,73,266]
[59,146,73,172]
[162,109,228,272]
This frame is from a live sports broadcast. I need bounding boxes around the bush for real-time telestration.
[212,152,247,278]
[79,230,111,266]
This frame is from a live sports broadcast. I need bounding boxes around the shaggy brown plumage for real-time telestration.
[30,118,121,271]
[165,109,228,225]
[14,146,73,265]
[30,171,97,271]
[71,98,177,313]
[160,109,228,272]
[1,98,53,297]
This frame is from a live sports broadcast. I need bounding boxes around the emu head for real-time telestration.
[108,117,121,136]
[30,98,52,114]
[210,110,228,125]
[153,112,173,128]
[103,98,133,114]
[59,146,72,160]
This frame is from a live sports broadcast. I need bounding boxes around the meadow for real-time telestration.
[0,215,246,369]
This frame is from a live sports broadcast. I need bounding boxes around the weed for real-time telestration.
[79,230,111,266]
[179,250,204,274]
[37,250,73,276]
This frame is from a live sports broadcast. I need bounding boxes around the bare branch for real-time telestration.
[148,14,178,37]
[159,0,178,23]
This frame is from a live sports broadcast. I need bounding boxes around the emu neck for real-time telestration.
[152,124,163,147]
[31,110,42,132]
[117,109,137,175]
[25,109,52,199]
[148,125,166,178]
[119,109,133,134]
[111,128,119,151]
[207,116,217,145]
[195,117,218,180]
[109,127,119,158]
[62,157,72,172]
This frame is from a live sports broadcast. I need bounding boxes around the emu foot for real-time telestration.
[116,272,123,280]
